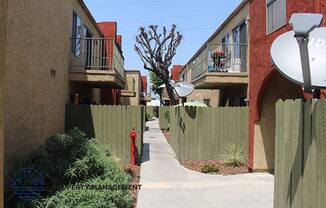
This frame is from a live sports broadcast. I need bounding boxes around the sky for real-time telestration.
[84,0,242,77]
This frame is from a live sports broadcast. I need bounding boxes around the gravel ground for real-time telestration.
[124,165,141,208]
[180,160,248,175]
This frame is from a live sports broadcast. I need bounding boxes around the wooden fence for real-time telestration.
[159,106,170,130]
[169,106,249,161]
[274,100,326,208]
[146,106,158,118]
[65,105,145,164]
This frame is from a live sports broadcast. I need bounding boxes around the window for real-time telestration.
[203,99,210,106]
[72,12,82,56]
[222,34,229,54]
[266,0,286,34]
[182,73,186,82]
[132,78,135,92]
[232,21,247,58]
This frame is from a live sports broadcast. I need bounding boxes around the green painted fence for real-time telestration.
[159,106,171,130]
[146,106,158,119]
[169,106,249,160]
[274,100,326,208]
[65,105,145,164]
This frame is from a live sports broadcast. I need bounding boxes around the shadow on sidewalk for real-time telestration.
[141,143,150,163]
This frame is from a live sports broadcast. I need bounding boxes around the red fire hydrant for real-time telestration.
[130,128,137,165]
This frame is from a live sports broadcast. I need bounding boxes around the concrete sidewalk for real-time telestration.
[137,119,274,208]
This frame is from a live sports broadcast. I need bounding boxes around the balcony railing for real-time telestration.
[70,38,125,78]
[191,43,248,81]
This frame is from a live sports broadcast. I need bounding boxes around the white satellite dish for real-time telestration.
[271,13,325,92]
[173,82,194,97]
[158,80,175,89]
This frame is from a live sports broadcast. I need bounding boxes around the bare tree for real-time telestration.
[135,25,182,105]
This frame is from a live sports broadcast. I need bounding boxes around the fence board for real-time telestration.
[167,106,249,161]
[65,104,144,164]
[275,99,326,208]
[315,101,326,208]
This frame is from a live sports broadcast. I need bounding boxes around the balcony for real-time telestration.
[191,43,249,89]
[69,38,125,88]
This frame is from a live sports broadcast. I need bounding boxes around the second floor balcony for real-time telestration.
[69,38,125,88]
[191,43,249,89]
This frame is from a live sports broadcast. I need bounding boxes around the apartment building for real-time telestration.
[70,21,125,105]
[141,76,149,105]
[120,70,148,106]
[180,1,249,107]
[248,0,326,171]
[0,0,125,201]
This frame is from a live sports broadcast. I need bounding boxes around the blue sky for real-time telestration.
[84,0,242,76]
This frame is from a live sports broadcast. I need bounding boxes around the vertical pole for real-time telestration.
[296,36,313,93]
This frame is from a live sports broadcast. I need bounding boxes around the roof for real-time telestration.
[182,0,249,73]
[125,70,141,75]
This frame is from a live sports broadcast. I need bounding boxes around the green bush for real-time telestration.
[32,177,132,208]
[222,143,245,167]
[22,128,90,193]
[200,164,219,173]
[12,128,132,208]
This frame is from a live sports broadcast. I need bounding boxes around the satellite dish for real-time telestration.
[173,82,194,97]
[158,80,175,89]
[271,27,326,89]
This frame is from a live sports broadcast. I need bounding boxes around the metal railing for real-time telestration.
[191,43,248,81]
[70,38,125,78]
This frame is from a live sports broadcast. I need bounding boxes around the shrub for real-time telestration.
[22,128,90,194]
[32,177,132,208]
[12,128,132,208]
[200,164,219,173]
[222,143,245,167]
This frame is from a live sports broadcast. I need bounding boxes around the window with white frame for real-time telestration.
[222,34,229,54]
[266,0,286,34]
[72,12,82,56]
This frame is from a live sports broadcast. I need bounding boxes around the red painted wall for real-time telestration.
[141,76,147,93]
[101,88,121,105]
[171,65,183,81]
[248,0,324,169]
[97,22,122,105]
[116,35,122,49]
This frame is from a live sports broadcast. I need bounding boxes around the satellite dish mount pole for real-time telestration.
[289,13,324,93]
[295,35,313,93]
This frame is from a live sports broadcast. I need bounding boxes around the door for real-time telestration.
[84,26,93,68]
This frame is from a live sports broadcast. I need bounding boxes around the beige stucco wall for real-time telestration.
[210,3,249,48]
[0,0,7,205]
[121,71,141,106]
[4,0,102,193]
[253,73,303,171]
[187,89,220,107]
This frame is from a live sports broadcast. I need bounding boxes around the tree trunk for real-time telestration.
[165,80,177,105]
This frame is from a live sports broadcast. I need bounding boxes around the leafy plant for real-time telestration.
[145,110,153,121]
[164,110,170,131]
[222,143,245,167]
[164,110,170,122]
[32,176,132,208]
[10,128,132,208]
[200,164,219,173]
